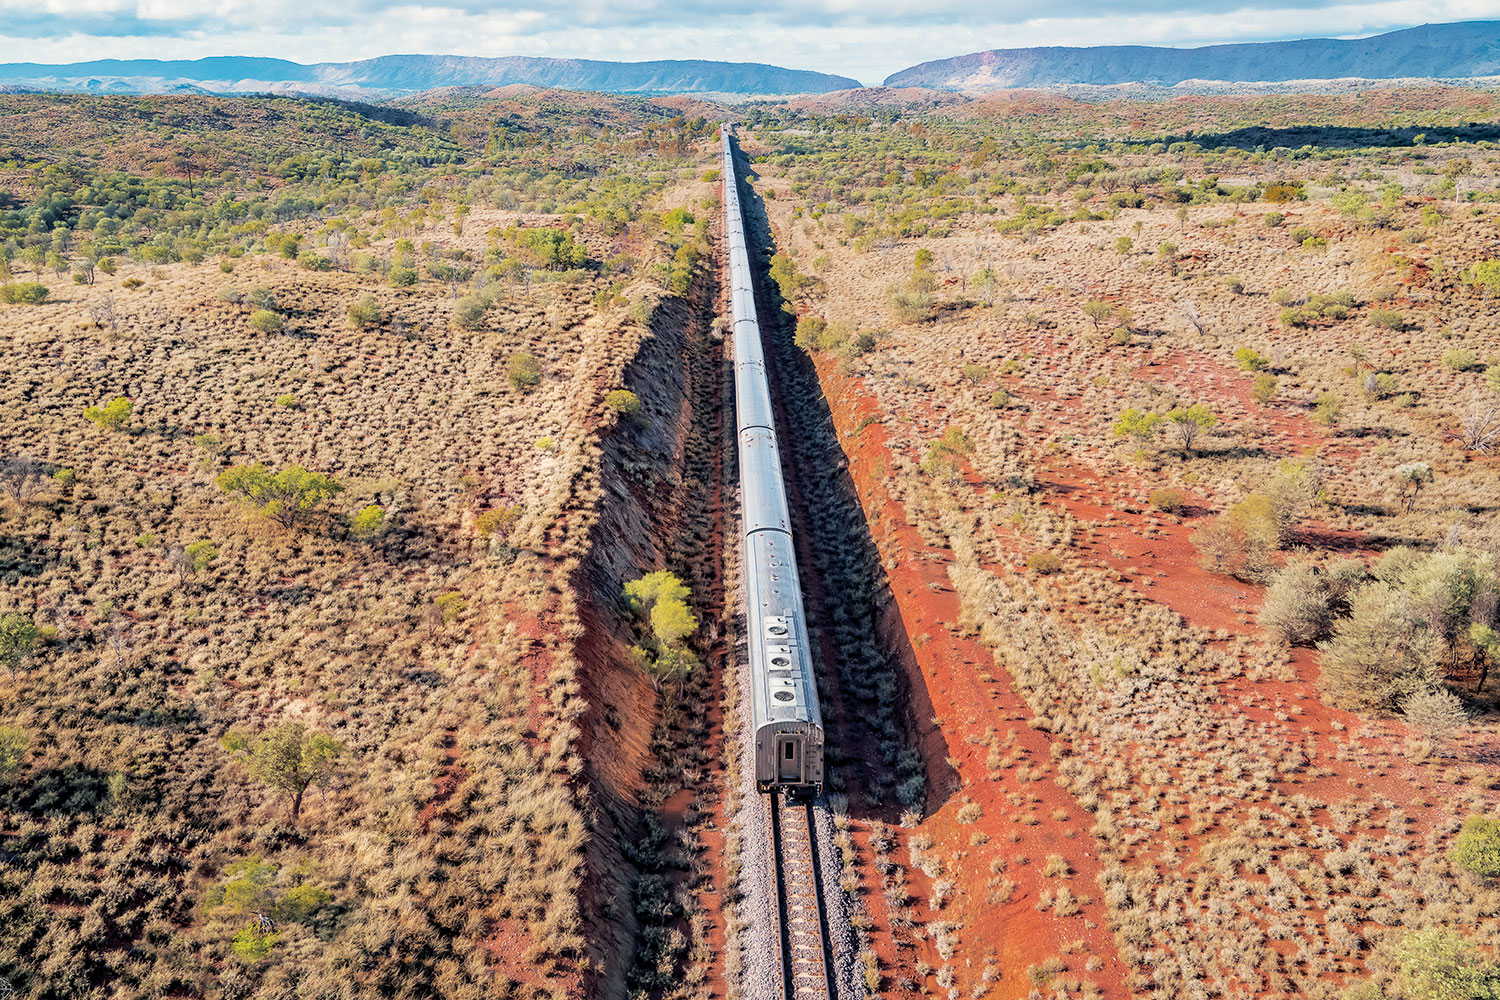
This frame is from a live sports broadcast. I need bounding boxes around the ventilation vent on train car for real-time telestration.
[764,617,790,640]
[773,691,795,703]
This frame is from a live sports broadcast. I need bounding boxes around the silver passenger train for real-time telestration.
[721,125,825,796]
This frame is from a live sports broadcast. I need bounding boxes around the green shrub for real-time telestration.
[351,505,386,537]
[274,394,298,409]
[347,294,381,327]
[1451,816,1500,880]
[453,295,488,329]
[1369,309,1404,330]
[1314,392,1342,426]
[0,725,27,780]
[1252,373,1278,404]
[1026,552,1062,575]
[1443,347,1479,372]
[389,264,418,288]
[507,352,541,391]
[1234,347,1268,371]
[248,309,283,333]
[0,282,48,305]
[605,389,642,420]
[1148,488,1186,513]
[84,396,133,431]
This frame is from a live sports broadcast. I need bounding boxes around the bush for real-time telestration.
[248,286,276,309]
[453,295,489,329]
[1234,347,1269,371]
[1369,308,1404,330]
[605,389,642,420]
[296,252,332,271]
[1026,552,1062,575]
[888,287,934,323]
[1443,347,1479,372]
[1451,816,1500,880]
[84,396,133,431]
[347,294,381,327]
[0,282,48,305]
[389,264,418,288]
[1252,373,1278,404]
[1314,393,1341,426]
[507,352,541,391]
[1260,559,1333,645]
[248,309,283,333]
[1392,927,1500,999]
[0,725,27,780]
[1148,488,1186,513]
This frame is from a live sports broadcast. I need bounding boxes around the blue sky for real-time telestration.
[4,0,1498,84]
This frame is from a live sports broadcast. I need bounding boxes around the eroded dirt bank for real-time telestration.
[571,257,734,996]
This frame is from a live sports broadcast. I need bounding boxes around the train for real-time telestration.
[721,125,826,797]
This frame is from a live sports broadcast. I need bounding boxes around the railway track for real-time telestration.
[769,795,837,1000]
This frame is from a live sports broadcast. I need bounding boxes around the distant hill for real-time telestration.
[884,21,1500,91]
[0,54,859,98]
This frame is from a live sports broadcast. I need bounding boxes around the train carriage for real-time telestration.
[721,125,825,796]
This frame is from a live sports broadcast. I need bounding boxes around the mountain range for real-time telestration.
[3,21,1500,98]
[0,55,859,98]
[884,21,1500,91]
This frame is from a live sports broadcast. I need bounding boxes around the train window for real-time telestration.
[784,742,795,760]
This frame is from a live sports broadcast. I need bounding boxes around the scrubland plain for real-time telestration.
[3,81,1500,1000]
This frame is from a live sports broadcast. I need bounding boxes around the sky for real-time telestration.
[3,0,1499,84]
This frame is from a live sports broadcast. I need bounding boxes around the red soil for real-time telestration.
[814,359,1131,999]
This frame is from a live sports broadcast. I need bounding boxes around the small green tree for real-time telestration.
[1395,462,1434,512]
[1314,392,1342,427]
[216,464,343,529]
[222,722,344,822]
[961,364,989,387]
[1166,404,1217,454]
[84,396,133,431]
[1113,408,1162,448]
[170,539,218,583]
[1082,300,1113,330]
[434,591,467,629]
[475,505,522,549]
[1451,816,1500,880]
[0,612,40,677]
